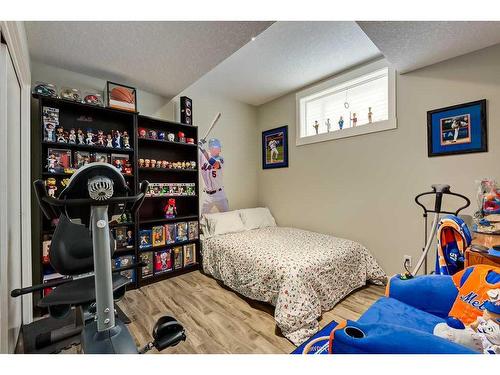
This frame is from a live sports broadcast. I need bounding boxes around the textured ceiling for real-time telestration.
[25,21,273,99]
[358,21,500,73]
[191,21,382,106]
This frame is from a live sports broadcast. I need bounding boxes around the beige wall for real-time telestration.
[257,44,500,275]
[164,85,260,211]
[31,61,170,118]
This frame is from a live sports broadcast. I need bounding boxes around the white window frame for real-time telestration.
[295,59,397,146]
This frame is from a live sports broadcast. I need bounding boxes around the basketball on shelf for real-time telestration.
[105,81,137,112]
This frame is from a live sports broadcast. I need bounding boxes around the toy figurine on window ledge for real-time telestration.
[368,107,373,124]
[325,118,331,132]
[351,113,358,127]
[163,198,177,219]
[338,116,344,130]
[313,120,319,134]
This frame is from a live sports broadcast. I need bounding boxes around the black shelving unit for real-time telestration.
[136,115,200,288]
[32,95,201,315]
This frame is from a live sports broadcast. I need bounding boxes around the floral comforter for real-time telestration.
[201,227,387,345]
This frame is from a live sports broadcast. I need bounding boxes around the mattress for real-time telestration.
[201,226,386,345]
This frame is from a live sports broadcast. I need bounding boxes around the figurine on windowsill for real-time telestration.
[368,107,373,124]
[163,198,177,219]
[313,120,319,135]
[351,113,358,127]
[123,131,131,149]
[338,116,344,130]
[325,118,331,132]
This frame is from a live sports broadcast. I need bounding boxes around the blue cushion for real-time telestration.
[358,297,445,333]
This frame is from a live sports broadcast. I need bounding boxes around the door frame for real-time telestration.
[0,21,32,327]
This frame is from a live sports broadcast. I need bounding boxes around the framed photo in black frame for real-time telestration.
[262,125,288,169]
[427,99,487,157]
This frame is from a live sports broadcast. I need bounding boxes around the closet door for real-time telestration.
[0,42,23,353]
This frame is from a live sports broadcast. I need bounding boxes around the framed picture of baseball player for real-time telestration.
[262,125,288,169]
[427,99,487,157]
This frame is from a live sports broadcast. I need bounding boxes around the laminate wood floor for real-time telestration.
[117,271,385,354]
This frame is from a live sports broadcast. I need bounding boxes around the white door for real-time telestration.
[0,42,23,353]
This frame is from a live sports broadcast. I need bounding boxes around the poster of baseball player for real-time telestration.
[198,138,229,214]
[197,113,229,214]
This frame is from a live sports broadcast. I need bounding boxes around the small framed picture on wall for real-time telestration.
[427,99,487,157]
[262,125,289,169]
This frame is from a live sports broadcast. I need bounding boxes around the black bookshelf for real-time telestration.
[136,115,200,287]
[32,95,201,315]
[33,95,133,316]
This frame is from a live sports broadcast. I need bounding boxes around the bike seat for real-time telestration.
[38,273,130,308]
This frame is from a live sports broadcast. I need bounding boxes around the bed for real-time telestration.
[200,208,387,345]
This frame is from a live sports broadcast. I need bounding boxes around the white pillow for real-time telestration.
[239,207,276,230]
[204,210,246,237]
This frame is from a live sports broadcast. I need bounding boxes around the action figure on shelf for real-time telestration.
[68,128,76,144]
[114,159,123,173]
[56,126,67,143]
[313,120,319,135]
[77,129,85,144]
[163,198,177,219]
[138,128,147,138]
[46,153,57,173]
[85,129,94,145]
[123,131,131,149]
[338,116,344,130]
[96,130,105,147]
[106,133,113,148]
[44,123,55,142]
[46,178,57,197]
[368,107,373,124]
[351,113,358,127]
[326,118,331,132]
[167,133,175,142]
[113,130,122,148]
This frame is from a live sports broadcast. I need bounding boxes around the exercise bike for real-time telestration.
[11,162,186,354]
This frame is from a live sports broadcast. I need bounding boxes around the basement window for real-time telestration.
[296,60,397,146]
